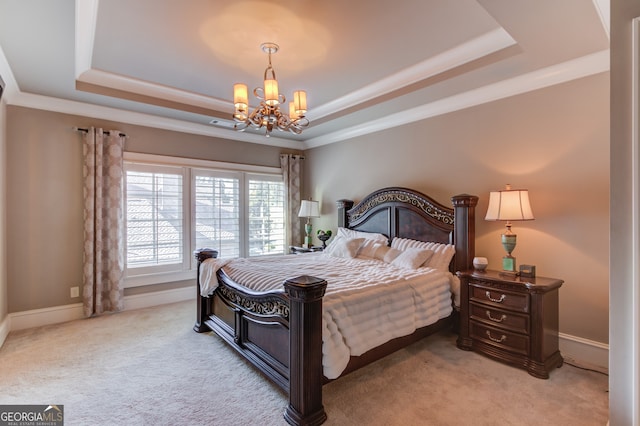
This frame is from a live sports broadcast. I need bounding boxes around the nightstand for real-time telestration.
[456,269,564,379]
[289,245,323,254]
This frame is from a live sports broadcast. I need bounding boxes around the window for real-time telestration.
[247,176,286,256]
[125,164,188,277]
[194,172,241,258]
[124,155,286,287]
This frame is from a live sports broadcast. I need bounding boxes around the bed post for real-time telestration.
[193,248,218,333]
[336,199,354,228]
[283,275,328,426]
[451,194,478,273]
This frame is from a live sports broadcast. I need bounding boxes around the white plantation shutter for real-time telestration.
[194,173,241,259]
[123,158,286,286]
[125,166,185,269]
[248,176,285,256]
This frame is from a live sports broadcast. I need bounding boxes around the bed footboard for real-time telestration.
[193,249,328,426]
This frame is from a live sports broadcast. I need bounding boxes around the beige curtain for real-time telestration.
[82,128,126,317]
[280,154,303,247]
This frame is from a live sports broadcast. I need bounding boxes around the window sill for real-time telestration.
[124,270,196,288]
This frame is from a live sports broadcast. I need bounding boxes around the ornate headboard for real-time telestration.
[337,187,478,273]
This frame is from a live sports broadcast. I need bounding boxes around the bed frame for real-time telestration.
[193,187,478,425]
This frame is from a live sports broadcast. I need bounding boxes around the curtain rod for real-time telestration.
[74,127,127,137]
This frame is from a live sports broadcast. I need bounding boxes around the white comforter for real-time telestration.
[199,252,457,379]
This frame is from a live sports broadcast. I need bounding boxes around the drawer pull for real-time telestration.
[485,291,506,303]
[486,330,507,343]
[486,311,507,323]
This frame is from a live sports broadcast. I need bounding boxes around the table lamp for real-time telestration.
[298,199,320,248]
[484,184,534,272]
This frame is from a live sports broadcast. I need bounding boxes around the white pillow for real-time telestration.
[390,238,455,271]
[391,248,435,270]
[337,227,389,245]
[324,236,365,258]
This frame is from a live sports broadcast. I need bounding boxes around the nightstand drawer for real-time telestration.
[469,283,529,313]
[469,302,529,335]
[470,321,529,356]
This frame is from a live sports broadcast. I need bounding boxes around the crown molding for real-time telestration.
[307,27,516,121]
[304,49,610,149]
[0,43,18,102]
[592,0,610,40]
[8,92,303,149]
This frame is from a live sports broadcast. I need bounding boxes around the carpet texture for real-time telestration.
[0,301,608,425]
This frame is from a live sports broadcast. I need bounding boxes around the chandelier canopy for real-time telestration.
[233,43,309,137]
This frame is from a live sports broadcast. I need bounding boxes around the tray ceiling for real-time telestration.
[0,0,609,149]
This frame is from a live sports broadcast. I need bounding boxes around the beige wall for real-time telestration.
[0,96,7,322]
[5,106,300,313]
[305,73,610,344]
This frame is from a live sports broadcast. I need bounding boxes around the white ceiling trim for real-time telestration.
[77,68,233,112]
[74,0,232,112]
[75,0,99,79]
[0,44,18,101]
[307,28,517,121]
[592,0,610,40]
[8,91,303,149]
[304,49,610,149]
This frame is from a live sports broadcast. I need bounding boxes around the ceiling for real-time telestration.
[0,0,610,150]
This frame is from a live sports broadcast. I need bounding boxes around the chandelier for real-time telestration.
[233,42,309,136]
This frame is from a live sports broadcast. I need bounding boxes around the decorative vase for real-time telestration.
[473,257,488,271]
[317,233,331,249]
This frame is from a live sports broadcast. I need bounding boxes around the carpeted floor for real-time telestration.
[0,300,608,425]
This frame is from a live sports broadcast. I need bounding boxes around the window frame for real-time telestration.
[123,153,284,288]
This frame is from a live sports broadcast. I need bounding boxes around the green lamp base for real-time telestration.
[502,254,516,272]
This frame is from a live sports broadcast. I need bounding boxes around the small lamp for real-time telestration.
[484,184,534,272]
[298,199,320,248]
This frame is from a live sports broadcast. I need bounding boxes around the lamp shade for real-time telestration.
[233,83,248,112]
[298,200,320,218]
[264,78,279,106]
[293,90,307,115]
[485,186,534,221]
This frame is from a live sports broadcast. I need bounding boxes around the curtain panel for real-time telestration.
[82,128,126,317]
[280,154,303,247]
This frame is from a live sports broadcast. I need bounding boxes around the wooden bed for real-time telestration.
[193,187,478,426]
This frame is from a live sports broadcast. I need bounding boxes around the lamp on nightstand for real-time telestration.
[485,184,534,272]
[298,199,320,248]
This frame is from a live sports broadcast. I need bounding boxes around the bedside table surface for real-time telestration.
[457,269,563,292]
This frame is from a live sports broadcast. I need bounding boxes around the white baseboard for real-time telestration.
[2,286,194,341]
[9,303,85,332]
[0,315,10,350]
[559,332,609,374]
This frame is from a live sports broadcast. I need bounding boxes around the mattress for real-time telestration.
[200,252,456,379]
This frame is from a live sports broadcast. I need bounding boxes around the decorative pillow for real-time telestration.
[337,227,389,245]
[373,245,402,263]
[390,238,455,271]
[324,236,365,258]
[391,247,435,270]
[356,239,382,259]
